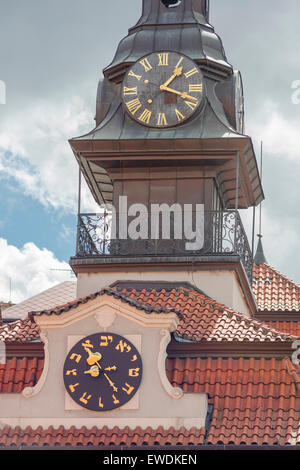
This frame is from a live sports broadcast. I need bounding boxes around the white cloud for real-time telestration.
[0,238,73,304]
[239,100,300,284]
[247,101,300,162]
[0,95,98,213]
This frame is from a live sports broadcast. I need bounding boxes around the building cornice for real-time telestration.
[255,312,300,321]
[166,337,294,358]
[4,338,295,361]
[5,342,44,358]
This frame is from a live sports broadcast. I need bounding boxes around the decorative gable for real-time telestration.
[0,293,207,431]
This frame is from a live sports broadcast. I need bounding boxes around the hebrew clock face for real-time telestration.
[63,333,143,412]
[122,51,204,128]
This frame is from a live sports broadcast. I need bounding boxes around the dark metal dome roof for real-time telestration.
[104,0,232,82]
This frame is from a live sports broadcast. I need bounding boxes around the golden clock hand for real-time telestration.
[83,346,118,391]
[84,347,102,366]
[161,66,183,89]
[160,85,198,102]
[84,365,100,378]
[92,358,118,392]
[105,366,117,372]
[103,372,118,392]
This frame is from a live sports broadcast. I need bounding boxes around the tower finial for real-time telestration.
[254,236,267,265]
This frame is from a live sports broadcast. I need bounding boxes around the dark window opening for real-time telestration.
[161,0,182,8]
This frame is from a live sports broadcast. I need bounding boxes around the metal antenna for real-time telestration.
[253,141,268,265]
[258,141,263,238]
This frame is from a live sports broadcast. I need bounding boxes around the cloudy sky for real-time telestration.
[0,0,300,303]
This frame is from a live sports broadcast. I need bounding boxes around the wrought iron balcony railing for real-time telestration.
[75,210,253,282]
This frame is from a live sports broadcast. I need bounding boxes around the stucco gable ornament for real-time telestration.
[94,310,116,330]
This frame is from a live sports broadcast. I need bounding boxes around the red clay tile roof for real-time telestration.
[262,320,300,338]
[1,355,300,446]
[0,318,40,343]
[253,263,300,312]
[2,284,297,346]
[31,285,298,343]
[0,357,44,393]
[121,286,298,342]
[0,425,206,447]
[167,356,300,446]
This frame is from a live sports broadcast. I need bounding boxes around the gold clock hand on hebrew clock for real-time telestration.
[93,357,118,392]
[84,365,117,378]
[84,347,102,366]
[84,346,118,391]
[105,366,117,372]
[97,360,118,392]
[84,365,100,378]
[96,361,118,392]
[103,372,118,392]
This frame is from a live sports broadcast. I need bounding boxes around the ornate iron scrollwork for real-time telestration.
[76,210,253,282]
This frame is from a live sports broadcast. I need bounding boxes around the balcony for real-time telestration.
[74,210,253,283]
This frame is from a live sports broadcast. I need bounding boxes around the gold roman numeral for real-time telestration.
[184,67,199,78]
[138,108,152,124]
[157,113,167,126]
[126,98,142,115]
[185,100,198,110]
[128,70,142,81]
[139,57,152,72]
[123,86,138,96]
[175,108,185,122]
[189,84,203,93]
[158,52,169,66]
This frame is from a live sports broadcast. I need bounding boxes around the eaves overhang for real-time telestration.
[69,135,264,209]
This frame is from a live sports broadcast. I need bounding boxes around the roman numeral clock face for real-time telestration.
[122,51,205,128]
[63,333,142,412]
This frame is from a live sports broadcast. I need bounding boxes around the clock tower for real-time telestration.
[69,0,264,317]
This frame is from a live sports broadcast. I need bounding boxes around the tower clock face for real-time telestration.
[122,51,204,128]
[63,333,143,412]
[234,71,244,134]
